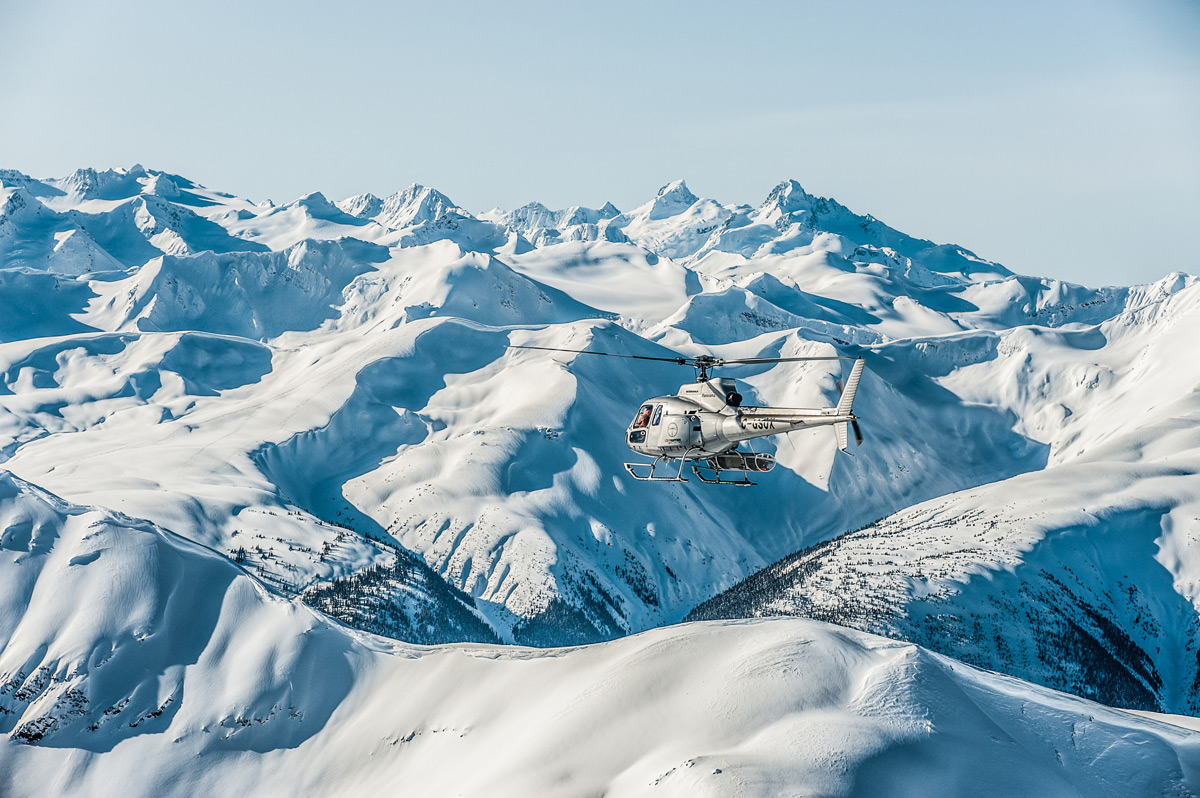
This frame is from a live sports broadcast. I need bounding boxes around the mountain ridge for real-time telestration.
[2,163,1199,792]
[1,164,1197,695]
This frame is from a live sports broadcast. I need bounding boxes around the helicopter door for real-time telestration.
[672,412,703,450]
[645,404,665,445]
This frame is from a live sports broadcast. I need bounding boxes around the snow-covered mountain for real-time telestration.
[5,164,1056,648]
[0,470,1195,795]
[2,164,1199,791]
[690,276,1200,714]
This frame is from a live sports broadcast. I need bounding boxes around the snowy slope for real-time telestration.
[690,274,1200,714]
[1,165,1199,720]
[0,472,1195,796]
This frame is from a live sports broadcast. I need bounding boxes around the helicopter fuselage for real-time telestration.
[507,341,863,485]
[625,377,850,460]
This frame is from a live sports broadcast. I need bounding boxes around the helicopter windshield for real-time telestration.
[631,404,653,429]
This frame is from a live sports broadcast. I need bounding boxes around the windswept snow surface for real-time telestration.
[0,472,1195,796]
[2,165,1200,790]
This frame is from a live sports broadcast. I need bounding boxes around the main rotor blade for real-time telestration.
[718,356,857,365]
[507,344,689,365]
[509,345,859,369]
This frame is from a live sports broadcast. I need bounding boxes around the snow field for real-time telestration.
[2,164,1200,793]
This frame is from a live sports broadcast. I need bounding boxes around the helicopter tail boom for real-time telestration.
[719,357,865,448]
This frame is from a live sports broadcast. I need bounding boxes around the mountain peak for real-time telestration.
[375,183,463,229]
[294,190,336,209]
[58,166,150,201]
[655,179,696,203]
[761,179,814,214]
[336,192,384,219]
[143,172,181,199]
[61,167,99,194]
[0,168,34,186]
[645,179,699,220]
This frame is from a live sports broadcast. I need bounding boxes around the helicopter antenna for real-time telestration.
[507,344,853,382]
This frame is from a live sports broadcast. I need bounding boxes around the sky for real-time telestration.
[1,0,1197,287]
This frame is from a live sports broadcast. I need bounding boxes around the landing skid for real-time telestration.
[691,464,756,487]
[624,456,688,482]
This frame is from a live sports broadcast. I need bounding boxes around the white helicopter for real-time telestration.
[509,345,865,486]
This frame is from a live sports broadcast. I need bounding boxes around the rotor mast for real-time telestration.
[692,355,718,382]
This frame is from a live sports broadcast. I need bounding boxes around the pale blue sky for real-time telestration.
[2,0,1197,286]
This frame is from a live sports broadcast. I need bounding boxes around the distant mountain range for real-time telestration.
[1,164,1198,794]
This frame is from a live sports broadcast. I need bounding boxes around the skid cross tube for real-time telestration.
[623,456,688,482]
[691,462,756,487]
[624,449,702,482]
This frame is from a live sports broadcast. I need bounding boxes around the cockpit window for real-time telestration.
[632,405,653,429]
[652,405,663,426]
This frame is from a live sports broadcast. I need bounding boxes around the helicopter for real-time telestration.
[508,344,865,486]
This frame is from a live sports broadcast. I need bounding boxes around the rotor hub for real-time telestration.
[692,355,721,382]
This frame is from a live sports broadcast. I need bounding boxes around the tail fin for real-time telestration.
[835,358,864,455]
[836,358,865,416]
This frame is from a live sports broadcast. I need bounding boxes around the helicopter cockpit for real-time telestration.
[628,403,656,444]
